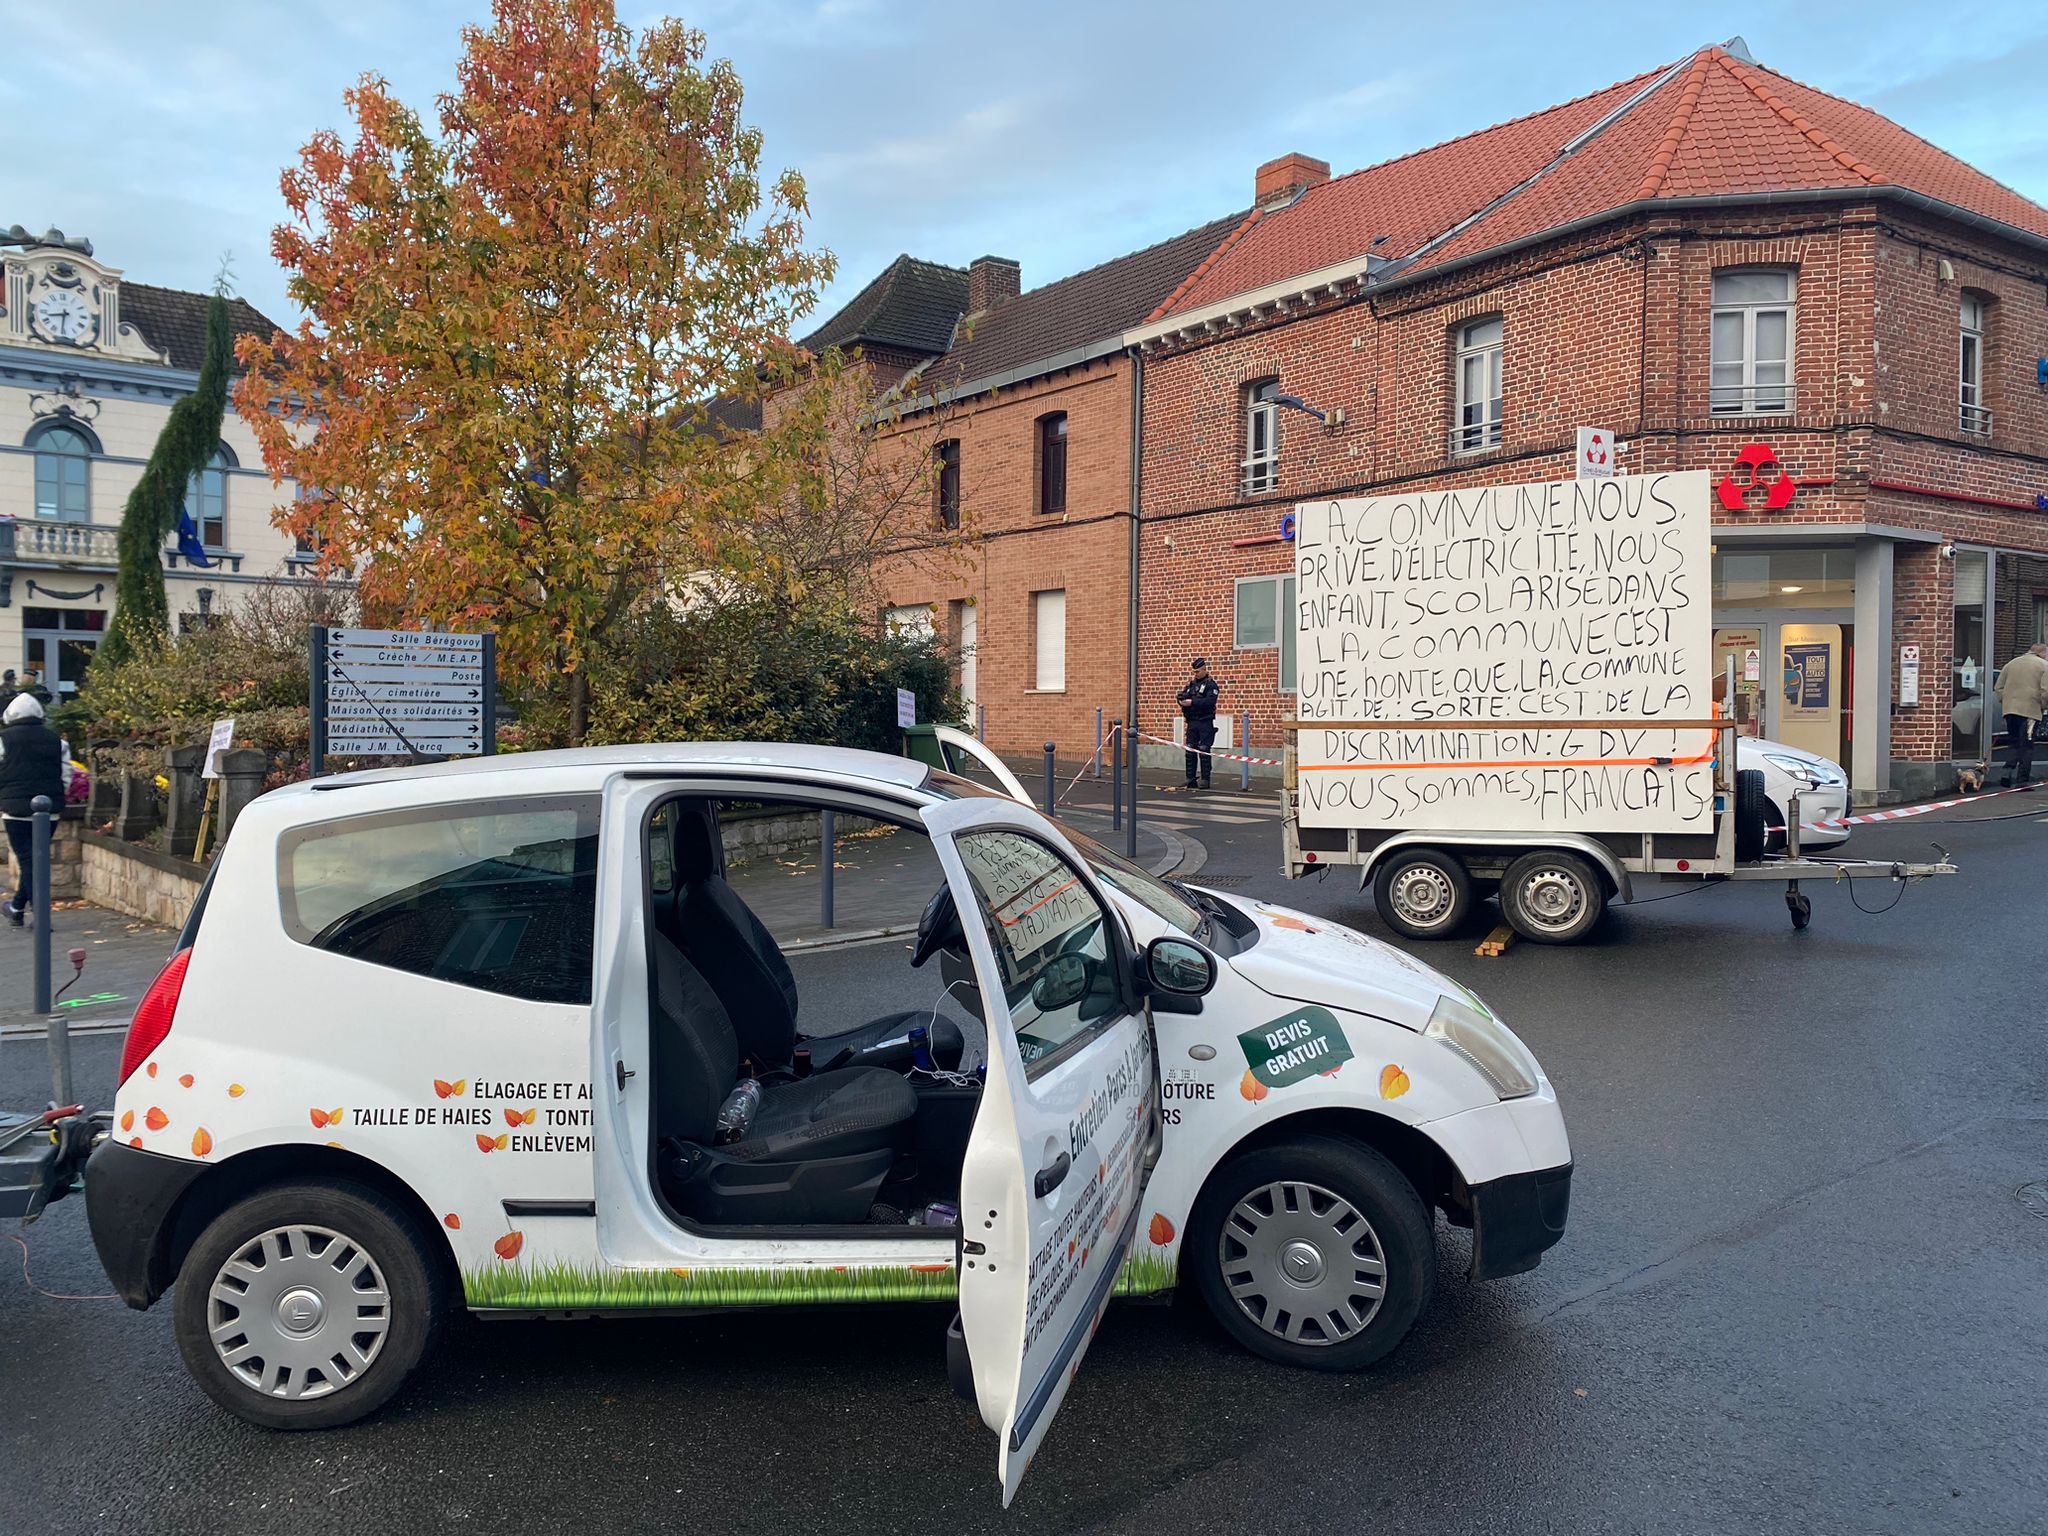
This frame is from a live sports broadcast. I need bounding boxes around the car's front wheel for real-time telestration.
[1186,1137,1434,1371]
[173,1179,445,1429]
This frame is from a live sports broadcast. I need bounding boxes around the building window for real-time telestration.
[30,423,93,522]
[1037,413,1068,515]
[1242,380,1279,494]
[884,603,935,640]
[1032,589,1066,691]
[1234,574,1299,692]
[1710,269,1795,414]
[1959,294,1991,436]
[186,445,233,548]
[935,439,961,531]
[1453,317,1504,453]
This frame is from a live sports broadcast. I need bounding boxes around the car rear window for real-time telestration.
[278,795,600,1004]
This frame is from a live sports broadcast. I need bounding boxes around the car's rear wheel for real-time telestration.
[173,1179,444,1429]
[1186,1137,1434,1371]
[1371,849,1472,940]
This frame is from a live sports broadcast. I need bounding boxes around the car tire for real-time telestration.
[173,1179,445,1429]
[1499,850,1606,944]
[1734,768,1768,863]
[1371,849,1472,941]
[1763,797,1787,855]
[1186,1137,1434,1372]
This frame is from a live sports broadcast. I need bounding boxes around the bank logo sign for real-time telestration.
[1238,1007,1354,1089]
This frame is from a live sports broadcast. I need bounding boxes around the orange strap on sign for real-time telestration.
[1292,714,1722,773]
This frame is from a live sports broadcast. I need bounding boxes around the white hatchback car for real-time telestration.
[86,742,1571,1502]
[1736,735,1849,850]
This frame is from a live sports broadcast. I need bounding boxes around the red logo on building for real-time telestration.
[1716,442,1797,513]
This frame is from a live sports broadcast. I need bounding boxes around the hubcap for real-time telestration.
[1218,1179,1386,1346]
[207,1224,391,1400]
[1391,865,1453,926]
[1517,867,1585,932]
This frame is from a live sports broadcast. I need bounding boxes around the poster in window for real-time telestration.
[1783,643,1831,713]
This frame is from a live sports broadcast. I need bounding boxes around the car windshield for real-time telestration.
[923,768,1208,938]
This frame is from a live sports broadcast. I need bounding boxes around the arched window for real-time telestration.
[185,445,234,549]
[30,422,93,522]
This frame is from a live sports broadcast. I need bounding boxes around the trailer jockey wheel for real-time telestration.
[1786,886,1811,931]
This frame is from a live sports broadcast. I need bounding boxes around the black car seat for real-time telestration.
[667,800,962,1071]
[652,931,917,1224]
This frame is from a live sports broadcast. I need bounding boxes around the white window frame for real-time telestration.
[1452,317,1504,454]
[884,603,935,640]
[1710,268,1796,415]
[1242,380,1279,494]
[1032,588,1066,692]
[1233,573,1298,692]
[1959,295,1991,436]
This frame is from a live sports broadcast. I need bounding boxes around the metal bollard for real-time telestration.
[976,703,986,741]
[820,808,836,930]
[31,795,53,1013]
[1110,721,1123,831]
[1093,708,1103,780]
[1240,711,1252,792]
[1044,743,1057,816]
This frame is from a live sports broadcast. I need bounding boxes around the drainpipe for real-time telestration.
[1126,347,1144,859]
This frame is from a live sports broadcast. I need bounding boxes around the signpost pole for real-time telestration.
[309,625,328,777]
[31,797,52,1017]
[482,632,498,756]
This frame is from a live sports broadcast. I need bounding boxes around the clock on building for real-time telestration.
[31,286,95,346]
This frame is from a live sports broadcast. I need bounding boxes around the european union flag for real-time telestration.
[176,503,212,568]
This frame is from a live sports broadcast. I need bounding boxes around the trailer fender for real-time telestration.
[1358,832,1633,905]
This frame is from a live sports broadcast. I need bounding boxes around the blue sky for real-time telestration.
[10,1,2048,333]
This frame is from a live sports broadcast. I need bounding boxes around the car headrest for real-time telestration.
[672,799,723,884]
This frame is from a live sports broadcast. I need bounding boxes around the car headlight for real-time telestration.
[1761,752,1827,786]
[1425,992,1540,1100]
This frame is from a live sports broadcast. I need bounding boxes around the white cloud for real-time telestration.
[1285,73,1430,135]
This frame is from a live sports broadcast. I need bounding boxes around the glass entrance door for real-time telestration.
[20,605,107,697]
[1715,611,1854,767]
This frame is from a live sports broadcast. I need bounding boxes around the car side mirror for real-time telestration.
[1143,936,1216,1014]
[1030,953,1089,1011]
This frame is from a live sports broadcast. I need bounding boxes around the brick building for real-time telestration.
[1125,40,2048,800]
[813,213,1245,755]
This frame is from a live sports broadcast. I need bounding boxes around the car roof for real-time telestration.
[290,741,933,797]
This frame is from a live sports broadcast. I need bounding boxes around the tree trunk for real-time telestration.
[567,666,590,747]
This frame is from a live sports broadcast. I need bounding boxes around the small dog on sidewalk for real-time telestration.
[1956,760,1987,794]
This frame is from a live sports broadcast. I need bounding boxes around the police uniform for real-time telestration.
[1176,660,1220,789]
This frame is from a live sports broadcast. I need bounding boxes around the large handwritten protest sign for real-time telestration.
[1292,471,1713,832]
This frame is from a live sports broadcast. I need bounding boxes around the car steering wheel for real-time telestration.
[911,882,966,969]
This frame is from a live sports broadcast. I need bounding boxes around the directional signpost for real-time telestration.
[311,626,496,774]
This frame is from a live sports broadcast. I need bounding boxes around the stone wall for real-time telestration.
[80,831,204,931]
[2,810,84,904]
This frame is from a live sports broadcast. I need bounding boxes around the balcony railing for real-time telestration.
[0,519,246,573]
[1959,401,1993,437]
[0,519,119,566]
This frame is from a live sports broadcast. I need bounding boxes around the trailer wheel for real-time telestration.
[1371,849,1472,940]
[1500,850,1606,944]
[1735,769,1768,863]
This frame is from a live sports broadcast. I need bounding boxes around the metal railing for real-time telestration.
[1708,382,1794,414]
[1450,416,1503,455]
[1240,454,1279,495]
[1959,401,1994,436]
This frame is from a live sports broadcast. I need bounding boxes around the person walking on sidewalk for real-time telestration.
[1997,641,2047,786]
[0,692,71,926]
[1175,657,1220,791]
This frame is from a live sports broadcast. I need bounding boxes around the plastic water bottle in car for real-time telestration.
[713,1078,761,1144]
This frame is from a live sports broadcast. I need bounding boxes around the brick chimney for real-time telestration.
[967,255,1020,317]
[1255,153,1330,210]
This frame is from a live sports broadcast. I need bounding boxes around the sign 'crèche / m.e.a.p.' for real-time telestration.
[1291,471,1714,834]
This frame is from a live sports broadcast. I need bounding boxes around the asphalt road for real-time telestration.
[3,788,2044,1534]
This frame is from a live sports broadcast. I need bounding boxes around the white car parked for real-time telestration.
[87,740,1570,1503]
[1736,735,1849,850]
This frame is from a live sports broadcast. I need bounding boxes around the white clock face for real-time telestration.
[33,289,94,346]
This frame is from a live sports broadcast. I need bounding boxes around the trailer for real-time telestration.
[1280,470,1956,944]
[1281,717,1956,943]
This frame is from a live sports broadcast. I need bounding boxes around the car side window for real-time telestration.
[647,801,677,897]
[279,795,600,1005]
[952,830,1124,1076]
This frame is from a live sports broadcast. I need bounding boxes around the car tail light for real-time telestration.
[119,947,193,1087]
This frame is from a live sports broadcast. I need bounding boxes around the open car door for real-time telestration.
[918,795,1158,1505]
[929,724,1033,805]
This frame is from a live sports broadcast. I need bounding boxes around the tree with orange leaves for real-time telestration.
[236,0,833,742]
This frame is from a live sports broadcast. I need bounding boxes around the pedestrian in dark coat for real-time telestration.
[0,692,71,925]
[1175,657,1220,790]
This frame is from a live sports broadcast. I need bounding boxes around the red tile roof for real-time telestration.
[1154,46,2048,318]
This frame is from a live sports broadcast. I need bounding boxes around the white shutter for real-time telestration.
[1034,590,1066,691]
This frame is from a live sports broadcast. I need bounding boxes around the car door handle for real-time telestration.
[1033,1152,1071,1198]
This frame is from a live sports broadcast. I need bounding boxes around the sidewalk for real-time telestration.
[0,905,178,1038]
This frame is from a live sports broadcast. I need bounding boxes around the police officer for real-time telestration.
[1174,656,1220,790]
